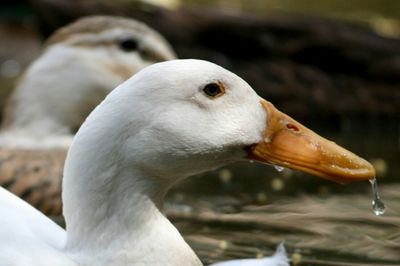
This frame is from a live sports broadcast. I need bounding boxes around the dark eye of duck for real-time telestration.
[203,82,224,98]
[119,38,138,52]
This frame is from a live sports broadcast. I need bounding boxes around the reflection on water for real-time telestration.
[168,183,400,265]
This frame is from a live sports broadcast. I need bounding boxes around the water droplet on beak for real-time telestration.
[274,165,285,172]
[369,178,385,216]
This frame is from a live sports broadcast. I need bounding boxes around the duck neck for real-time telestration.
[62,150,201,265]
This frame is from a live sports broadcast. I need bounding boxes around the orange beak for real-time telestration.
[247,100,375,183]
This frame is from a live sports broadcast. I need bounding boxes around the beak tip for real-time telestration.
[331,159,376,184]
[252,99,377,184]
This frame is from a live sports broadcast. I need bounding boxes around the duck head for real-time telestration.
[70,59,374,186]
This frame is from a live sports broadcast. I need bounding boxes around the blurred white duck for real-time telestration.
[0,15,175,215]
[0,60,375,265]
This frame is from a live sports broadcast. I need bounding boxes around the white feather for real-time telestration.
[211,243,289,266]
[0,59,287,266]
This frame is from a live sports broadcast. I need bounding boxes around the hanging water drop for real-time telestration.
[369,178,385,216]
[274,165,284,172]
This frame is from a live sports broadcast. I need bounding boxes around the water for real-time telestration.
[173,182,400,264]
[369,178,386,216]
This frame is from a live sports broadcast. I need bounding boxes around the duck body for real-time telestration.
[0,59,374,265]
[0,188,200,266]
[3,44,127,136]
[2,15,176,139]
[0,188,72,265]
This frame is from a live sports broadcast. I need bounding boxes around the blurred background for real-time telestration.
[0,0,399,265]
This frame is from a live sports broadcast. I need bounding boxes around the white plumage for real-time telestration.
[0,59,374,265]
[1,15,176,146]
[0,59,286,265]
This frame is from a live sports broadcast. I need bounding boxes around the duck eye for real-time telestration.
[119,38,138,52]
[203,82,224,98]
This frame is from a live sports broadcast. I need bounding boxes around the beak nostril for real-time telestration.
[286,123,299,132]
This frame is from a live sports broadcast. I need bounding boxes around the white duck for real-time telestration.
[0,15,175,215]
[0,60,375,265]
